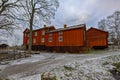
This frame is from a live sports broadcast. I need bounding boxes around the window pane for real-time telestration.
[33,38,36,43]
[49,37,52,42]
[28,34,29,37]
[34,32,37,36]
[27,39,29,44]
[49,33,52,36]
[58,31,63,35]
[25,34,26,37]
[41,38,45,43]
[58,36,63,42]
[42,30,45,35]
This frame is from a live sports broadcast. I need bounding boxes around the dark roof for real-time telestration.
[23,28,29,33]
[33,26,55,32]
[47,24,86,33]
[23,26,55,33]
[87,27,108,34]
[0,44,9,48]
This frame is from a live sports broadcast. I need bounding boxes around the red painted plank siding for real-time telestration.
[23,26,55,46]
[46,26,86,47]
[86,27,108,48]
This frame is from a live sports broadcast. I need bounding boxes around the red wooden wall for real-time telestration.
[23,26,55,46]
[86,27,108,48]
[23,25,108,52]
[46,26,86,47]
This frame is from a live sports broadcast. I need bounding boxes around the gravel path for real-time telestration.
[0,50,120,79]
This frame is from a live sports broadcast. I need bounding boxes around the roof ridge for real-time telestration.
[87,27,108,33]
[47,24,85,33]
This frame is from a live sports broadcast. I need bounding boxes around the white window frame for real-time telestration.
[48,37,52,42]
[27,39,29,44]
[42,30,45,35]
[27,34,29,37]
[25,34,26,37]
[33,38,36,43]
[58,36,63,42]
[34,32,38,36]
[49,33,52,36]
[41,38,45,43]
[58,31,63,35]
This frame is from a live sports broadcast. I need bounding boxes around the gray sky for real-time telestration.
[52,0,120,28]
[4,0,120,46]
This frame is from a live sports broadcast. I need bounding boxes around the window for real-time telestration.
[27,39,29,44]
[58,31,63,35]
[34,32,37,36]
[49,33,52,36]
[58,36,63,42]
[41,38,45,43]
[24,34,26,37]
[33,38,36,43]
[27,34,29,37]
[42,30,45,35]
[48,37,52,42]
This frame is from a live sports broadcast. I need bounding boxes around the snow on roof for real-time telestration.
[33,26,55,32]
[47,24,86,33]
[23,26,55,33]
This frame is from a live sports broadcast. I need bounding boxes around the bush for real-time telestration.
[41,72,57,80]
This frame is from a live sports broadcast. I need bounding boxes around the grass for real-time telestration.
[41,72,57,80]
[113,62,120,69]
[110,62,120,80]
[84,49,108,54]
[0,78,10,80]
[63,66,74,71]
[110,62,120,74]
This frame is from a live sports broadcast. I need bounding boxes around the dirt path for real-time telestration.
[0,50,120,79]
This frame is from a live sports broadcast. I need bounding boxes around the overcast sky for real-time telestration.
[3,0,120,46]
[52,0,120,28]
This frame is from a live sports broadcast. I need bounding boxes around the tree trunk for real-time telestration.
[28,7,35,54]
[28,25,33,54]
[118,38,120,49]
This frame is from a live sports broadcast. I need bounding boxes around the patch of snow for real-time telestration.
[19,74,41,80]
[10,54,47,65]
[43,54,120,80]
[0,65,7,70]
[1,51,120,80]
[9,74,41,80]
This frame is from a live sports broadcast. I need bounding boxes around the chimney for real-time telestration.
[44,25,46,28]
[64,24,67,28]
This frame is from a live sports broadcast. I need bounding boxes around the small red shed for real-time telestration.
[86,27,108,49]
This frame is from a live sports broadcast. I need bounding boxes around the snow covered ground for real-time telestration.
[0,50,120,80]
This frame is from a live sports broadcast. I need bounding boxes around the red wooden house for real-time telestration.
[23,24,108,52]
[86,27,108,49]
[46,24,87,52]
[23,25,55,50]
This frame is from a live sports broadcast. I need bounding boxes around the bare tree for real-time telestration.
[0,0,21,30]
[98,11,120,48]
[17,0,59,53]
[107,11,120,48]
[98,18,107,31]
[0,0,22,44]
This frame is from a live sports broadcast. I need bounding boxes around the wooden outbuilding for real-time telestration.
[86,27,108,49]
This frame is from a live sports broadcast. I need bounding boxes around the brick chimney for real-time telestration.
[64,24,67,28]
[44,25,46,28]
